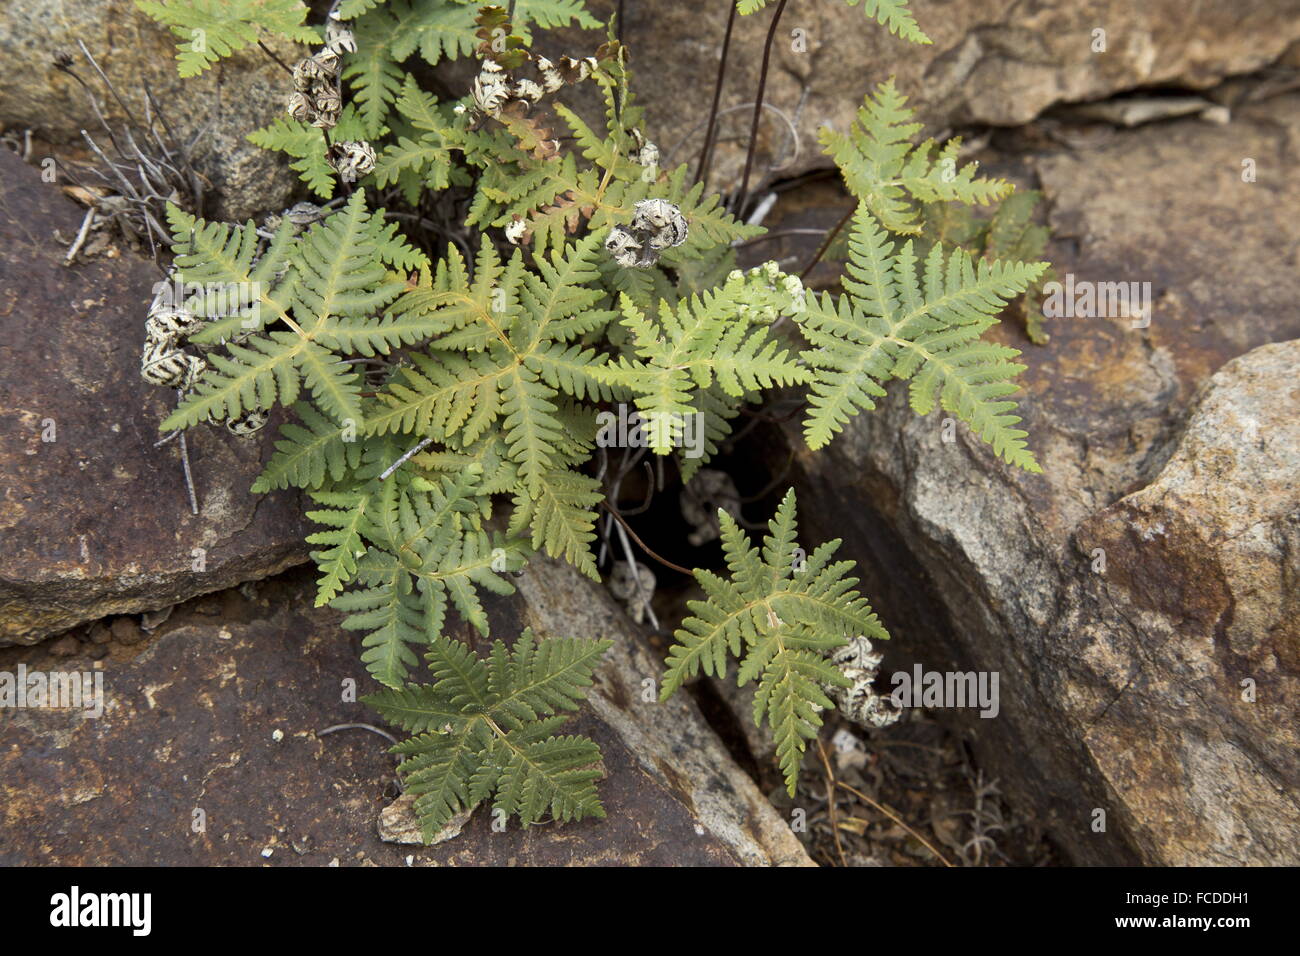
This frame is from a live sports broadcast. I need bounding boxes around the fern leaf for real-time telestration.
[306,488,373,604]
[344,8,405,138]
[801,204,1047,470]
[137,0,318,77]
[661,489,885,795]
[389,0,479,65]
[738,0,928,44]
[508,467,602,579]
[163,190,404,432]
[822,79,1009,235]
[252,401,363,492]
[594,268,811,453]
[366,631,611,838]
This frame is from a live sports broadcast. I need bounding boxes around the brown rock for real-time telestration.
[46,634,81,658]
[1074,341,1300,865]
[109,617,142,646]
[0,150,309,644]
[0,563,812,866]
[777,93,1300,864]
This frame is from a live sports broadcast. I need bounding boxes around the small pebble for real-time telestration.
[271,729,284,742]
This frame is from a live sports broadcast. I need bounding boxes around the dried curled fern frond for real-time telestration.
[366,629,612,839]
[800,203,1047,470]
[660,489,888,794]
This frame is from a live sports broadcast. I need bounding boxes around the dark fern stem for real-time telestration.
[734,0,788,218]
[801,204,855,279]
[695,1,738,189]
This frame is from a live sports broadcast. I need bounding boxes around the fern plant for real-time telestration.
[135,0,1051,840]
[737,0,930,45]
[661,490,888,794]
[367,630,612,837]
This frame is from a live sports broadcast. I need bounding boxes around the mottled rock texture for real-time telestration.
[0,0,302,220]
[779,94,1300,864]
[0,150,308,644]
[0,563,812,866]
[558,0,1300,187]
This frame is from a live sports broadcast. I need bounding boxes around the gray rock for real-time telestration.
[779,93,1300,864]
[0,0,304,221]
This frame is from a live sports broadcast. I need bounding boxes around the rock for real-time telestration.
[46,635,81,658]
[109,617,143,646]
[1075,341,1300,865]
[0,0,303,221]
[0,150,309,644]
[379,797,471,846]
[549,0,1300,190]
[0,564,812,866]
[777,93,1300,864]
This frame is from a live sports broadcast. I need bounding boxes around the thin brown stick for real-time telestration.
[835,779,955,867]
[734,0,788,216]
[696,1,738,189]
[800,204,854,280]
[816,739,848,867]
[599,501,694,576]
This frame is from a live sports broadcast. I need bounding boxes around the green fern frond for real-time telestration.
[508,465,602,580]
[594,266,812,454]
[368,234,615,510]
[306,487,374,604]
[331,465,527,687]
[136,0,319,77]
[374,76,455,201]
[661,489,887,794]
[822,79,1010,235]
[161,190,406,432]
[252,401,363,492]
[389,0,480,65]
[344,7,406,138]
[509,0,601,42]
[800,204,1047,470]
[366,629,611,838]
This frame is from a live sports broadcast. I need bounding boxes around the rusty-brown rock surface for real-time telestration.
[777,93,1300,864]
[0,562,812,866]
[562,0,1300,189]
[0,150,309,644]
[1075,340,1299,865]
